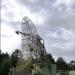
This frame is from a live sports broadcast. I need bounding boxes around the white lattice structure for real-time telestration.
[16,17,46,62]
[21,17,38,60]
[15,17,46,73]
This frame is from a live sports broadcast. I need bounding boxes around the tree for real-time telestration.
[43,53,55,64]
[0,51,11,75]
[0,58,11,75]
[68,60,75,70]
[56,57,68,71]
[10,49,23,67]
[0,49,1,53]
[47,53,55,64]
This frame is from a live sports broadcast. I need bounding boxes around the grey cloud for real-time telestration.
[16,0,75,13]
[16,0,56,12]
[16,0,75,62]
[15,0,75,31]
[18,0,75,31]
[43,27,75,62]
[1,0,75,61]
[47,46,75,62]
[45,10,75,30]
[1,18,20,29]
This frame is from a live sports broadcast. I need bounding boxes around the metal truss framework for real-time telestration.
[16,17,46,62]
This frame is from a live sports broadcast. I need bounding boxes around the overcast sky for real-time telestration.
[1,0,75,62]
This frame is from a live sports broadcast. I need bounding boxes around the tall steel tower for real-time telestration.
[16,17,46,63]
[15,17,46,73]
[21,17,38,60]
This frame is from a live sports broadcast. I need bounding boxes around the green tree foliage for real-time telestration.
[47,53,55,64]
[0,49,23,75]
[0,51,11,75]
[68,60,75,70]
[56,57,68,71]
[1,58,11,75]
[10,49,23,67]
[44,53,55,64]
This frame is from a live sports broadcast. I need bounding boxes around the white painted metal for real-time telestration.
[16,16,46,63]
[21,17,38,60]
